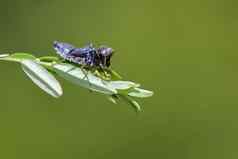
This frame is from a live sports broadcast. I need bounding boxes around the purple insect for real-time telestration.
[53,41,114,68]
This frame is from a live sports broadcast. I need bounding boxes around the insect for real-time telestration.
[53,41,114,69]
[53,41,115,81]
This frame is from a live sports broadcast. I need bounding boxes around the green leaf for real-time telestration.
[0,54,9,58]
[0,53,36,63]
[128,88,154,98]
[107,69,122,80]
[118,95,141,112]
[21,59,63,98]
[107,81,140,90]
[38,56,60,62]
[107,95,118,104]
[10,53,36,60]
[90,68,122,80]
[52,63,117,95]
[0,52,154,112]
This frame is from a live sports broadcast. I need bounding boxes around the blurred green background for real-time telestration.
[0,0,238,158]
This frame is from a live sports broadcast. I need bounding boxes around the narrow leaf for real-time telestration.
[21,60,63,98]
[52,63,117,95]
[107,96,118,104]
[11,53,36,60]
[107,81,140,90]
[0,54,9,58]
[108,69,122,80]
[118,95,142,112]
[0,53,37,63]
[38,56,60,62]
[128,88,154,98]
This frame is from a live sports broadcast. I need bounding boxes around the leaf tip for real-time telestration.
[0,54,10,58]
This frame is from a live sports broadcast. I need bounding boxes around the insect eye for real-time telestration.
[99,47,114,56]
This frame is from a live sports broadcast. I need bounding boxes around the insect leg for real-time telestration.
[80,65,93,87]
[99,65,111,80]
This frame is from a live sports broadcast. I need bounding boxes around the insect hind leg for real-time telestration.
[80,65,93,88]
[65,64,93,92]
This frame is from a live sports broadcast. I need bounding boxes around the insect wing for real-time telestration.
[53,41,75,57]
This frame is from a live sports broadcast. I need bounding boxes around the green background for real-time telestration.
[0,0,238,158]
